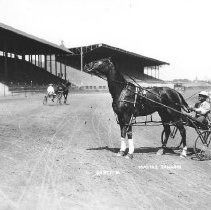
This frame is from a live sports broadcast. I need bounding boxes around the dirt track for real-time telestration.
[0,93,211,210]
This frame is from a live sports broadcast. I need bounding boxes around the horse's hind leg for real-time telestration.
[177,125,187,157]
[63,94,67,104]
[157,124,171,155]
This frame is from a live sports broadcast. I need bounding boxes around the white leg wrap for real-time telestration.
[181,146,187,157]
[183,146,187,151]
[128,139,134,154]
[120,138,126,151]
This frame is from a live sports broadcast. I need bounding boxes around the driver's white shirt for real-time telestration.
[195,101,210,115]
[47,86,54,94]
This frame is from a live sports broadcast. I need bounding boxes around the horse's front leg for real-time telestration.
[116,123,127,157]
[125,125,134,159]
[64,94,66,104]
[62,93,66,104]
[117,124,134,159]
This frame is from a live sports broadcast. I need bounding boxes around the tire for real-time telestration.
[194,131,211,161]
[56,93,63,105]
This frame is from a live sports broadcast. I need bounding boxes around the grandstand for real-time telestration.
[57,43,169,88]
[0,23,169,96]
[0,22,72,96]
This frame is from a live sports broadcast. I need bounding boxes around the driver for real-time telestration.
[47,84,56,101]
[189,91,210,128]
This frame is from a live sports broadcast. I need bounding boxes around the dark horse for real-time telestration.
[84,58,190,159]
[55,81,71,104]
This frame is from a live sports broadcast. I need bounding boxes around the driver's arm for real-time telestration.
[194,103,210,115]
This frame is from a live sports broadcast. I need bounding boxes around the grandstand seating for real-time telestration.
[65,66,107,89]
[0,55,166,95]
[46,63,108,91]
[0,56,65,95]
[0,56,64,85]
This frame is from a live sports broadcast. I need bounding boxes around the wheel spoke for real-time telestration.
[194,131,211,160]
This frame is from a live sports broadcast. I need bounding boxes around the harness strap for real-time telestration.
[133,86,139,107]
[126,86,139,130]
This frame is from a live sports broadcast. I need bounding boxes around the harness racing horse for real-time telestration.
[84,58,190,159]
[55,82,71,104]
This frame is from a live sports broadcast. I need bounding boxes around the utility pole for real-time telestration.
[81,47,83,72]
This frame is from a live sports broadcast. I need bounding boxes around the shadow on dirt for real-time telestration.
[87,146,196,156]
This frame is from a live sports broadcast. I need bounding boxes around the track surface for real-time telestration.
[0,93,211,210]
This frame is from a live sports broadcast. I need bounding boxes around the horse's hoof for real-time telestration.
[180,151,187,158]
[116,151,125,157]
[180,147,187,158]
[157,148,164,156]
[125,153,133,159]
[180,154,186,158]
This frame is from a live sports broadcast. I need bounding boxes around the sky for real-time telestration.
[0,0,211,81]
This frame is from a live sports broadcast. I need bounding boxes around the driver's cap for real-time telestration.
[199,91,209,97]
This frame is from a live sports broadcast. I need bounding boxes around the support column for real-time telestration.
[35,55,37,66]
[4,43,8,80]
[64,63,66,81]
[55,57,57,76]
[38,55,40,67]
[81,47,83,71]
[14,53,18,79]
[22,54,25,71]
[50,55,52,73]
[60,59,62,78]
[44,55,47,71]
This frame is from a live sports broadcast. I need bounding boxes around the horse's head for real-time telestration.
[84,58,114,76]
[66,81,71,87]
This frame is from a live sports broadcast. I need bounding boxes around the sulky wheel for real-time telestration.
[56,93,63,105]
[194,131,211,161]
[43,95,48,105]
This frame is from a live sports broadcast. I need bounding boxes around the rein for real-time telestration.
[86,60,207,128]
[109,77,203,127]
[85,62,209,132]
[107,76,189,117]
[89,68,193,126]
[91,66,189,113]
[123,71,190,113]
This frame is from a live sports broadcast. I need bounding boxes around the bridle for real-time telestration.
[85,59,114,81]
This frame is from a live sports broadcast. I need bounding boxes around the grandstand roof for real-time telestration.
[0,22,72,55]
[57,43,169,69]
